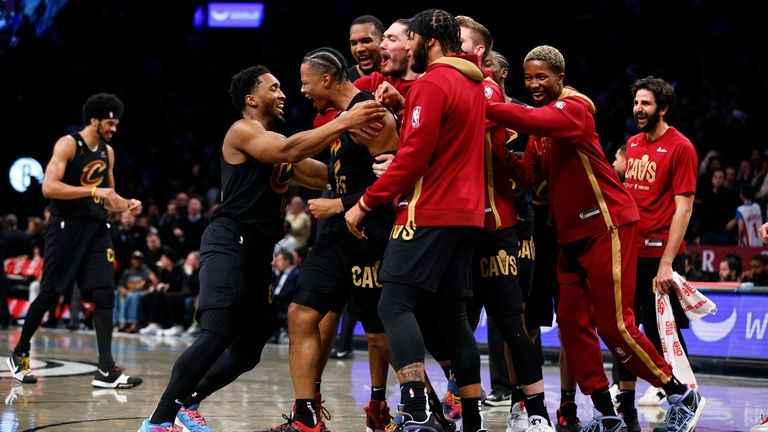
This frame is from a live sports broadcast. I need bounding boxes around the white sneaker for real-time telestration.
[160,325,184,336]
[506,402,529,432]
[525,415,554,432]
[183,322,200,336]
[751,415,768,432]
[638,386,667,406]
[139,323,161,335]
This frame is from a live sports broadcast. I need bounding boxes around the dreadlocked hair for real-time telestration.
[302,47,349,83]
[409,9,461,55]
[229,65,271,111]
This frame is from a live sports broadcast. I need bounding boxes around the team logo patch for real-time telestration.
[80,160,107,186]
[411,106,422,128]
[484,85,493,100]
[270,163,293,194]
[554,100,566,109]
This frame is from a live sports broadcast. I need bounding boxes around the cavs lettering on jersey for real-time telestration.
[624,127,697,257]
[49,133,109,220]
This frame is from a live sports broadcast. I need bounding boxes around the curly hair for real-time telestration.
[82,93,124,124]
[631,76,676,113]
[229,65,271,111]
[524,45,565,74]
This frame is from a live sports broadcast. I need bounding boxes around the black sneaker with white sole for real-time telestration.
[91,366,143,388]
[6,352,38,384]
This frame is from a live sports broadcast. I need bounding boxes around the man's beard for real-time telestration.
[410,40,428,74]
[635,110,660,133]
[272,114,287,133]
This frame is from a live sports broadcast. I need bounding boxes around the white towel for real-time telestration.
[671,271,717,320]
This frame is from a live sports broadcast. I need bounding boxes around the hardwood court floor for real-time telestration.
[1,327,766,431]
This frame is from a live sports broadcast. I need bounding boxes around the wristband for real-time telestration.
[91,186,97,198]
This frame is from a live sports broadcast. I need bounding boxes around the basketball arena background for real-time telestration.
[1,0,765,375]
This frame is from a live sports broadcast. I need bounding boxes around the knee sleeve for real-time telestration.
[91,287,115,310]
[32,290,59,310]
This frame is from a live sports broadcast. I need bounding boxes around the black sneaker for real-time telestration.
[401,413,444,432]
[619,407,641,432]
[484,390,512,406]
[6,352,37,384]
[91,366,143,388]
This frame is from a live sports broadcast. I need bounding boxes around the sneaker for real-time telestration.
[401,413,444,432]
[175,404,213,431]
[638,386,667,406]
[506,401,529,432]
[485,390,513,407]
[619,407,640,432]
[315,393,332,432]
[138,419,182,432]
[161,325,185,337]
[659,389,705,432]
[442,378,462,423]
[329,348,353,359]
[258,413,325,432]
[91,366,143,388]
[526,415,554,432]
[140,322,162,335]
[6,352,37,384]
[752,415,768,432]
[365,400,393,432]
[554,402,579,432]
[579,409,626,432]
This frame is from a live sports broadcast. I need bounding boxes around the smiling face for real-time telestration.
[633,88,663,133]
[300,63,329,111]
[349,22,382,74]
[523,59,563,107]
[248,73,286,122]
[380,22,410,78]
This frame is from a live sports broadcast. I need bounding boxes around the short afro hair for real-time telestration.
[82,93,124,124]
[524,45,565,74]
[229,65,271,111]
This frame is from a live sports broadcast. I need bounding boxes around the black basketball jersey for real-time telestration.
[324,91,393,239]
[211,153,292,242]
[49,133,109,220]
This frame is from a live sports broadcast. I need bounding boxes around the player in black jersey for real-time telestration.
[138,65,387,432]
[261,47,400,432]
[6,93,144,389]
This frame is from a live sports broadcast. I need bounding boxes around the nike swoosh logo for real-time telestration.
[620,355,633,364]
[98,369,110,377]
[630,143,639,147]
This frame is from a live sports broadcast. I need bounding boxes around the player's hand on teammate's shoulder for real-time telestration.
[338,100,387,129]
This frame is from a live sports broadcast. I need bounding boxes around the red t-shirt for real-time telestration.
[486,88,639,244]
[624,127,698,257]
[360,55,486,228]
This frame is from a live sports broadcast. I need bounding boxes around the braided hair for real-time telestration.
[302,47,349,83]
[408,9,461,55]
